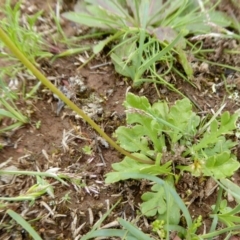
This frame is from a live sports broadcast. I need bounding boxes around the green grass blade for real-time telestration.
[196,58,240,72]
[0,122,23,133]
[150,71,186,97]
[93,31,122,54]
[0,170,68,186]
[209,214,219,236]
[81,199,121,240]
[26,81,42,99]
[135,29,144,70]
[55,46,91,57]
[0,98,28,123]
[0,109,19,120]
[118,218,154,240]
[138,1,149,29]
[137,33,182,77]
[7,209,42,240]
[200,225,240,238]
[83,229,137,240]
[199,103,226,135]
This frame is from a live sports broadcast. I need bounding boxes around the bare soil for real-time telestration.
[1,0,240,239]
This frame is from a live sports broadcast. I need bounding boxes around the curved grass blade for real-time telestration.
[81,199,121,240]
[7,209,42,240]
[83,229,143,240]
[200,225,240,238]
[108,172,192,228]
[118,218,154,240]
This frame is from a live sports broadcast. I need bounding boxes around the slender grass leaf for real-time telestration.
[201,225,240,238]
[82,229,138,240]
[0,109,19,120]
[137,33,182,77]
[118,218,154,240]
[7,209,42,240]
[0,122,23,133]
[0,98,28,123]
[55,46,90,57]
[138,1,149,29]
[81,199,121,240]
[93,32,122,54]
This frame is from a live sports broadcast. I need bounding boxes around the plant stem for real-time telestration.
[0,27,154,165]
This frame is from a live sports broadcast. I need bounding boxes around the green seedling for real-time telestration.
[188,216,203,238]
[0,0,52,72]
[152,220,166,239]
[0,80,29,134]
[0,175,54,204]
[211,199,233,214]
[83,174,190,240]
[212,203,240,228]
[35,120,41,129]
[63,0,232,87]
[141,176,181,229]
[82,145,93,155]
[59,192,71,204]
[106,93,240,182]
[105,92,240,238]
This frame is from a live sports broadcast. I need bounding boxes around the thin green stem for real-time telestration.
[0,27,154,165]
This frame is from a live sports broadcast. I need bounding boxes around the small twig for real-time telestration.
[94,135,106,166]
[184,93,203,111]
[89,62,112,70]
[190,33,233,41]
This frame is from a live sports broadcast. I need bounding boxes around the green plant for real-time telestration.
[152,219,166,239]
[59,192,71,204]
[106,93,240,181]
[141,176,181,227]
[82,174,190,240]
[0,173,56,203]
[49,5,92,58]
[0,79,29,134]
[0,0,52,74]
[82,145,93,155]
[105,92,240,238]
[7,209,42,240]
[63,0,231,86]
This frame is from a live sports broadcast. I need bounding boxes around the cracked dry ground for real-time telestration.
[1,0,240,239]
